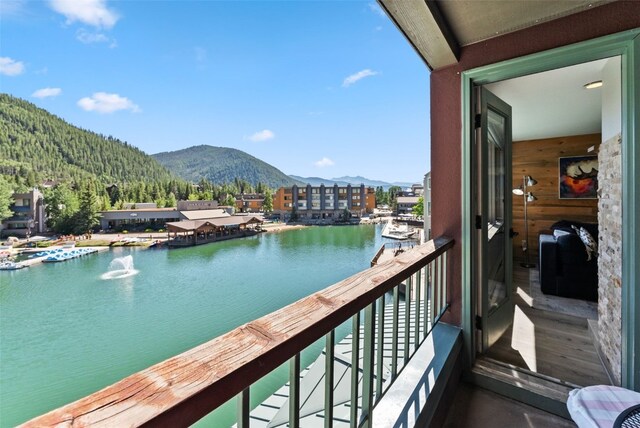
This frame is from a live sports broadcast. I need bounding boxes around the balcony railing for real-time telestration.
[23,236,454,427]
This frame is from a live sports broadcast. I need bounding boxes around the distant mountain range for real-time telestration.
[289,175,416,190]
[0,94,419,191]
[153,145,304,188]
[153,146,418,190]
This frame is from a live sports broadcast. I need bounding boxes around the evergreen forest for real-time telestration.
[0,94,278,234]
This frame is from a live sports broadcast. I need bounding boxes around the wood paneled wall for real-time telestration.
[512,134,600,261]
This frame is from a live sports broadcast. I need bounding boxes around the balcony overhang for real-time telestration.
[377,0,615,70]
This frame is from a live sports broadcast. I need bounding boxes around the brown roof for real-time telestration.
[181,209,229,220]
[166,216,263,232]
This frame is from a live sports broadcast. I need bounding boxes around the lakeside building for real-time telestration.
[165,215,263,247]
[99,207,180,232]
[99,200,234,232]
[396,196,420,215]
[272,184,375,220]
[0,188,46,238]
[234,193,265,213]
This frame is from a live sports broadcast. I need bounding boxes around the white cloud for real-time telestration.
[77,92,140,114]
[32,87,62,99]
[76,28,116,47]
[314,157,335,168]
[248,129,275,142]
[342,69,378,87]
[368,2,386,17]
[0,57,25,76]
[49,0,119,29]
[0,0,27,18]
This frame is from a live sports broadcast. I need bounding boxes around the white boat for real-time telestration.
[0,261,27,270]
[381,220,418,240]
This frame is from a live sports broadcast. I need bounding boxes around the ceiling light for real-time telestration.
[584,80,603,89]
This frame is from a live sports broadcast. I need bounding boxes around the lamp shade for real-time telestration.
[512,188,524,196]
[526,176,537,186]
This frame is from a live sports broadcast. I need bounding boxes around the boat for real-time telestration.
[0,261,27,270]
[381,220,418,240]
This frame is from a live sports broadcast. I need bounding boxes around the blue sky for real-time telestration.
[1,0,430,184]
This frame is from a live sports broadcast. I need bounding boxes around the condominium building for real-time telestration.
[273,184,375,220]
[234,193,265,213]
[0,188,46,238]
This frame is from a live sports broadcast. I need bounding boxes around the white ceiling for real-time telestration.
[485,58,612,141]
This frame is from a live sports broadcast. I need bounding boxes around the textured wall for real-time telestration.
[597,133,622,385]
[512,134,599,261]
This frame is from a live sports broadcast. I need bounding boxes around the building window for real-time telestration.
[428,201,431,216]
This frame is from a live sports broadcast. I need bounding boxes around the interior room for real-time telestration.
[480,56,622,388]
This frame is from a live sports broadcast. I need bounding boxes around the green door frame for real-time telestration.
[461,29,640,389]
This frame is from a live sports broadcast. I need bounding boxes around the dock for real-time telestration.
[18,246,109,267]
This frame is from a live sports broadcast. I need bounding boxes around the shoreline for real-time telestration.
[5,222,375,259]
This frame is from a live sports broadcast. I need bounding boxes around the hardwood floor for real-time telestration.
[484,265,610,387]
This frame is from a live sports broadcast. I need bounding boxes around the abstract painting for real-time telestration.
[559,155,598,199]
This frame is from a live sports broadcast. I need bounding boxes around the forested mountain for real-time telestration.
[0,93,176,185]
[154,145,302,188]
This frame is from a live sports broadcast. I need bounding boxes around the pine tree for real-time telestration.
[74,181,101,234]
[44,184,79,232]
[0,176,13,221]
[262,191,273,213]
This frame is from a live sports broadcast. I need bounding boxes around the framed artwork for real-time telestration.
[559,155,598,199]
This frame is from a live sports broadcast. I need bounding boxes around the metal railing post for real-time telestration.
[350,312,361,427]
[325,330,335,428]
[289,353,300,428]
[237,388,250,428]
[361,302,376,428]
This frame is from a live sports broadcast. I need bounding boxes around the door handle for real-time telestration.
[509,228,518,238]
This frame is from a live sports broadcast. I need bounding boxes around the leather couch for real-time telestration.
[538,220,598,301]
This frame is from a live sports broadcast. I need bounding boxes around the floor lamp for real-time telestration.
[513,175,537,268]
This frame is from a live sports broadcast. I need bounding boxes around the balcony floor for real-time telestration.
[443,382,576,427]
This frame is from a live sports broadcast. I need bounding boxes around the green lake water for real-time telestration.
[0,224,393,427]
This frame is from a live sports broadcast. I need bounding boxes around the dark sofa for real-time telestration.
[538,220,598,301]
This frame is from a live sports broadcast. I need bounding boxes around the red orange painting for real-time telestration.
[559,155,598,199]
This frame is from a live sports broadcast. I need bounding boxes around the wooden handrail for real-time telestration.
[22,236,455,428]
